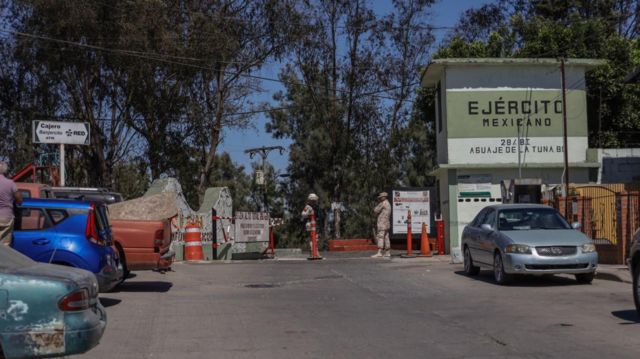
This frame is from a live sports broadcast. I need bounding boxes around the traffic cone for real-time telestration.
[418,223,432,257]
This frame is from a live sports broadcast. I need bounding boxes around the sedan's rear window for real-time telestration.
[0,245,34,270]
[498,208,571,231]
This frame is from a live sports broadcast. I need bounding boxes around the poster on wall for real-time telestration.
[392,190,430,234]
[457,174,493,197]
[235,212,269,242]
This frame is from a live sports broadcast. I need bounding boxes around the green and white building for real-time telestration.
[421,58,604,262]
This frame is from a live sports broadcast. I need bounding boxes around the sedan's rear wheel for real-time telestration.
[493,252,512,285]
[633,264,640,315]
[463,247,480,276]
[575,272,594,284]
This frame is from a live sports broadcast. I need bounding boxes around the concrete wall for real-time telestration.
[436,72,449,164]
[595,148,640,183]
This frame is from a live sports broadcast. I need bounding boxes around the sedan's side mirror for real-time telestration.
[572,222,582,230]
[481,224,493,231]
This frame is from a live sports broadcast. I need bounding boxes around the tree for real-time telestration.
[268,0,435,242]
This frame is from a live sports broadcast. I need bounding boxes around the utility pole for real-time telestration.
[560,58,570,218]
[244,146,285,213]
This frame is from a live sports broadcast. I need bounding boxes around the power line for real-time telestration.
[2,30,420,103]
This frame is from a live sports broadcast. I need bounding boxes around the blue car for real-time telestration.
[11,198,124,292]
[0,245,106,358]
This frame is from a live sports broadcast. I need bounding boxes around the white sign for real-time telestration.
[235,212,269,243]
[392,190,430,234]
[458,174,492,196]
[32,120,90,145]
[255,170,265,185]
[447,137,588,164]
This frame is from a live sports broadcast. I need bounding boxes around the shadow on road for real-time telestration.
[99,297,122,308]
[454,270,582,287]
[611,310,640,324]
[114,281,173,293]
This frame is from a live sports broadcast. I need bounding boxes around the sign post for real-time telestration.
[59,144,65,186]
[32,120,90,187]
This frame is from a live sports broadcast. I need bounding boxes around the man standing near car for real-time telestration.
[372,192,391,258]
[0,161,22,246]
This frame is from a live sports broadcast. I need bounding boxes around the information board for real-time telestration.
[32,120,90,145]
[392,190,430,234]
[235,212,269,243]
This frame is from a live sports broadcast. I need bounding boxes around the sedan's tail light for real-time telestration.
[58,288,90,311]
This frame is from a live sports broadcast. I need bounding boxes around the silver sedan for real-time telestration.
[461,204,598,285]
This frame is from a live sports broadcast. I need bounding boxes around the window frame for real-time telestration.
[15,206,53,231]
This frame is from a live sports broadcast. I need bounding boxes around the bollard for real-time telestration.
[418,222,432,257]
[184,222,205,261]
[307,213,322,260]
[436,217,445,255]
[263,225,275,258]
[401,210,416,258]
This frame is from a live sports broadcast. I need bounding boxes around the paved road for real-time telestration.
[80,253,640,359]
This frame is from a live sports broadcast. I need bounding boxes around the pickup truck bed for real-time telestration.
[110,219,173,273]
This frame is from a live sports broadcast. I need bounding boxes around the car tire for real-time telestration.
[633,264,640,315]
[117,246,130,283]
[493,252,512,285]
[463,247,480,276]
[575,272,594,284]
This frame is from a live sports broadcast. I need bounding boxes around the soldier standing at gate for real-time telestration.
[301,193,320,254]
[372,192,391,258]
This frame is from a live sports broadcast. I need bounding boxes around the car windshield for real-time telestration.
[0,245,35,270]
[497,208,571,231]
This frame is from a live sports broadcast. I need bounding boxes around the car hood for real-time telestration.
[502,229,590,247]
[9,263,99,296]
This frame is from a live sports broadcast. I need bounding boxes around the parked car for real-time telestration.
[11,198,124,292]
[15,183,173,276]
[0,245,106,359]
[461,204,598,285]
[628,228,640,314]
[48,187,123,204]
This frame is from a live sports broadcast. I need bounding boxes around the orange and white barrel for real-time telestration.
[184,223,204,261]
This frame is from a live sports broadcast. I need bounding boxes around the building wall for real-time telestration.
[595,148,640,183]
[443,65,589,166]
[436,72,449,164]
[429,61,596,263]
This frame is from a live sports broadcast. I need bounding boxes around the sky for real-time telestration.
[217,0,494,174]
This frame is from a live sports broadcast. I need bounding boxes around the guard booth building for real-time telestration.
[421,58,604,262]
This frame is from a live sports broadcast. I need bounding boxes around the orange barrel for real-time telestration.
[184,222,204,261]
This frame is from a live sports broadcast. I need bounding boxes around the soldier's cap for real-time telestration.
[378,192,388,199]
[308,193,319,201]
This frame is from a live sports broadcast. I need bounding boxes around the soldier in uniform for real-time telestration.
[301,193,319,254]
[372,192,391,258]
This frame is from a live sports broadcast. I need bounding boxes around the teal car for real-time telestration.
[0,245,106,358]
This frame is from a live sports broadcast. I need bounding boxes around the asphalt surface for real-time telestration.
[81,253,640,359]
